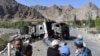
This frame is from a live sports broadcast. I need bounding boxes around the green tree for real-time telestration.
[88,18,95,27]
[95,17,100,32]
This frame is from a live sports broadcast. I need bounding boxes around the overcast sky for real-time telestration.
[16,0,100,8]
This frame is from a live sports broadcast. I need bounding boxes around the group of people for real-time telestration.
[13,34,92,56]
[47,40,70,56]
[47,35,92,56]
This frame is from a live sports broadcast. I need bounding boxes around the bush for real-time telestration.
[0,21,32,28]
[87,19,95,27]
[0,21,11,28]
[0,34,10,51]
[96,26,100,33]
[11,21,32,28]
[95,17,100,32]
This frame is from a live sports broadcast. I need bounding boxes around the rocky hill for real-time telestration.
[0,0,100,22]
[75,2,100,20]
[36,2,100,22]
[0,0,45,21]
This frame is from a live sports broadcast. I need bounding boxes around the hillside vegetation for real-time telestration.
[0,34,10,51]
[0,21,32,28]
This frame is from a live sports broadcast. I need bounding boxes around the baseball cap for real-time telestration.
[74,39,84,48]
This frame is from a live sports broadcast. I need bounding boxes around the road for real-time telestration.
[68,28,100,56]
[31,28,100,56]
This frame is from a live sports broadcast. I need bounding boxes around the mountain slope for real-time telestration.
[0,0,45,21]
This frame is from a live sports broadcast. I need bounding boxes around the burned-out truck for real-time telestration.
[19,21,70,42]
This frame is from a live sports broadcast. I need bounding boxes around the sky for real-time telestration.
[16,0,100,8]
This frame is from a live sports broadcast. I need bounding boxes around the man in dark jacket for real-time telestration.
[14,38,23,56]
[47,40,61,56]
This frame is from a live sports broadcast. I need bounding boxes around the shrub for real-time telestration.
[95,17,100,32]
[0,21,32,28]
[0,34,10,51]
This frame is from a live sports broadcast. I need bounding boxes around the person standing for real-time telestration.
[23,44,32,56]
[59,42,70,56]
[47,39,61,56]
[14,38,23,56]
[77,34,86,47]
[74,39,92,56]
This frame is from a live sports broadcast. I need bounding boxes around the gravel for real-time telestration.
[31,40,48,56]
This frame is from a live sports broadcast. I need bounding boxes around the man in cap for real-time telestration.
[74,39,92,56]
[47,39,61,56]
